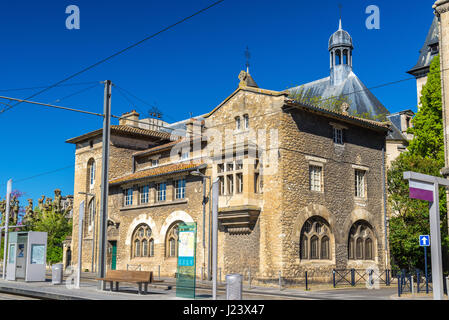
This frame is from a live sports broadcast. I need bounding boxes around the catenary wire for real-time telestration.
[0,0,225,114]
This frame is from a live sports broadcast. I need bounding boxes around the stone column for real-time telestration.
[434,0,449,236]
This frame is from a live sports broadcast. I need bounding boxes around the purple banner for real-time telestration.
[409,187,433,202]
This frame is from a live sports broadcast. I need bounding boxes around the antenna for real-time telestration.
[148,103,162,119]
[245,46,251,74]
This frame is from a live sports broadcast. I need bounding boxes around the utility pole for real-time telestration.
[97,80,112,290]
[2,179,12,279]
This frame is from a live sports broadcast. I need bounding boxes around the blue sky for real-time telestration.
[0,0,437,207]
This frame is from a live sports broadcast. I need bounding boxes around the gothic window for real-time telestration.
[321,236,330,259]
[348,221,375,261]
[131,224,154,258]
[165,221,182,258]
[300,217,332,260]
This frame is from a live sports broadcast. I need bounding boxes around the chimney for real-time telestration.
[119,110,140,128]
[185,118,202,139]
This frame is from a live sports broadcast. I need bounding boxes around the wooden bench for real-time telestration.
[96,270,162,294]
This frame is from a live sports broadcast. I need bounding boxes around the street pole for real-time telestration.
[424,246,428,294]
[97,80,112,290]
[429,183,444,300]
[76,200,85,289]
[2,179,12,279]
[201,175,206,276]
[212,178,219,300]
[208,180,212,281]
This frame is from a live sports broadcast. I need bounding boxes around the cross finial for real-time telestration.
[245,46,251,74]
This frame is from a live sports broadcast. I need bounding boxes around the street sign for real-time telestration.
[404,171,449,300]
[419,235,430,247]
[409,179,434,201]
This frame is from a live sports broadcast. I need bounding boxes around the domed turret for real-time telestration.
[328,19,353,50]
[329,19,353,86]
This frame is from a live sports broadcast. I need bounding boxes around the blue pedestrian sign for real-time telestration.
[419,235,430,247]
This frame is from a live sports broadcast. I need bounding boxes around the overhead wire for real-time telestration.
[0,0,225,114]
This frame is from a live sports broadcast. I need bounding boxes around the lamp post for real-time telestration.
[189,169,212,280]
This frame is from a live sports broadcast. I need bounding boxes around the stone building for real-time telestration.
[407,16,440,106]
[66,22,391,284]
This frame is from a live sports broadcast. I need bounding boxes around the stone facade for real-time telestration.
[66,74,389,285]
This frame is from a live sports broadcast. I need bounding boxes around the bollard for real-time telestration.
[126,264,129,271]
[305,271,308,291]
[351,269,355,286]
[248,267,251,289]
[332,269,336,288]
[219,268,222,284]
[386,269,390,286]
[417,270,420,293]
[411,276,414,295]
[446,276,449,298]
[158,265,161,280]
[398,276,401,297]
[201,266,204,281]
[279,271,282,291]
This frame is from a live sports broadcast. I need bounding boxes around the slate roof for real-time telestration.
[407,17,439,78]
[283,99,390,132]
[289,71,390,119]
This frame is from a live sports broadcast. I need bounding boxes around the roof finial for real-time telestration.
[338,3,342,30]
[245,46,251,74]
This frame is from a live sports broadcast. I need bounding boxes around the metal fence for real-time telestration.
[332,269,391,288]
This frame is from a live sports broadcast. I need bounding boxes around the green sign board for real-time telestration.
[176,222,197,299]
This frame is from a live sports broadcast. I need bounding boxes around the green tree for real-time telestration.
[407,55,444,164]
[387,153,449,271]
[387,54,448,273]
[29,207,72,265]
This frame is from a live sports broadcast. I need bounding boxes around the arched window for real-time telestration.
[299,216,332,260]
[88,199,95,232]
[335,50,341,65]
[149,239,155,257]
[131,224,154,258]
[348,221,375,261]
[310,236,319,259]
[343,49,348,65]
[87,158,95,188]
[321,236,329,259]
[165,221,183,258]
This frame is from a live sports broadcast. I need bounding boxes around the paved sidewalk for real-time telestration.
[0,277,182,300]
[0,272,400,300]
